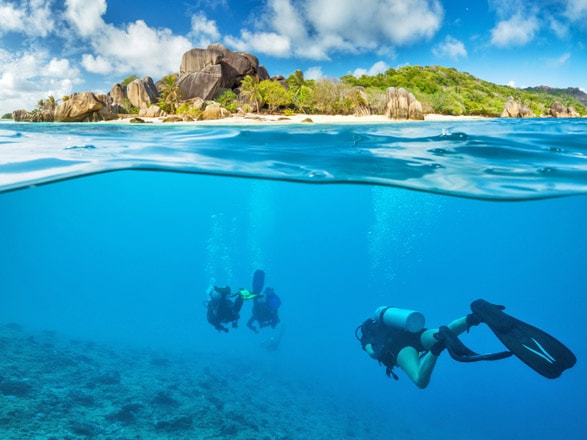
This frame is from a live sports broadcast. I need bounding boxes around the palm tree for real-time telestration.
[157,74,181,113]
[287,70,309,113]
[239,75,262,113]
[45,95,56,111]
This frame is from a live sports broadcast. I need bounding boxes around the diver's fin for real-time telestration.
[435,326,512,363]
[252,269,265,295]
[470,299,576,379]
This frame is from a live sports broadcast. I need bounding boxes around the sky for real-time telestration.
[1,0,587,115]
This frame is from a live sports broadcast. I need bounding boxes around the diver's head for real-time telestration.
[212,286,231,299]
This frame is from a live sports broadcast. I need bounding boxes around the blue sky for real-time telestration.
[1,0,587,115]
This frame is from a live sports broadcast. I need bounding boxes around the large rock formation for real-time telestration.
[138,105,167,118]
[95,94,119,121]
[53,92,117,122]
[177,43,270,101]
[384,87,424,120]
[501,97,536,118]
[350,86,371,116]
[180,47,224,73]
[549,102,580,118]
[126,77,159,109]
[12,109,54,122]
[12,109,33,122]
[197,103,232,120]
[177,66,223,104]
[110,83,127,107]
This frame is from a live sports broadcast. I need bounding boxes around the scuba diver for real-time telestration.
[355,299,576,389]
[206,286,244,332]
[206,269,267,333]
[247,286,281,333]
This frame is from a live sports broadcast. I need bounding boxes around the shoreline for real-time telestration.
[110,113,492,125]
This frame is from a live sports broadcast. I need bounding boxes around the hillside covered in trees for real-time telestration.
[341,65,586,117]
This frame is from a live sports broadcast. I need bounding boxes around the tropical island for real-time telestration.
[4,43,586,123]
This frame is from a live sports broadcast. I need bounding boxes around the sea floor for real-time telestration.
[0,323,408,440]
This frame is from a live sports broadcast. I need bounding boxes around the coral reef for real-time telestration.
[0,323,398,439]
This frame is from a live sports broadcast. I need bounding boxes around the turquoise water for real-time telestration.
[0,119,586,439]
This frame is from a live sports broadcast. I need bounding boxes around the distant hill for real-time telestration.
[523,86,587,106]
[341,65,586,117]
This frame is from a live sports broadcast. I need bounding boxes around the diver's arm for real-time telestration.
[364,343,379,359]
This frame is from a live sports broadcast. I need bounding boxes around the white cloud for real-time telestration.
[564,0,587,21]
[64,0,107,38]
[432,36,467,59]
[507,80,516,88]
[63,0,193,77]
[0,0,56,37]
[558,52,571,64]
[225,0,443,59]
[81,54,112,74]
[271,0,308,42]
[546,52,571,67]
[46,58,79,78]
[353,60,389,77]
[190,12,221,47]
[548,17,569,39]
[0,50,83,114]
[490,13,540,47]
[304,66,324,80]
[86,20,193,77]
[224,30,292,58]
[488,0,525,18]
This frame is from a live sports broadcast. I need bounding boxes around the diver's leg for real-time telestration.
[247,316,258,333]
[233,295,244,313]
[396,346,438,389]
[420,317,469,349]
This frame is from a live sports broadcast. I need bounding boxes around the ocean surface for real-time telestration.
[1,118,586,439]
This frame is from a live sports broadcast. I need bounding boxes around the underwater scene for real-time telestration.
[1,119,586,439]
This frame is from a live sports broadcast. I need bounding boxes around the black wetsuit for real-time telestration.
[247,298,280,333]
[358,319,426,378]
[207,287,244,332]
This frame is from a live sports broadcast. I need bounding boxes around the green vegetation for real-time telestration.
[157,74,181,113]
[122,98,139,114]
[121,74,139,86]
[36,95,57,112]
[216,89,238,112]
[111,67,586,118]
[286,70,313,113]
[341,65,586,116]
[258,79,290,113]
[176,102,201,118]
[239,75,263,113]
[2,113,12,119]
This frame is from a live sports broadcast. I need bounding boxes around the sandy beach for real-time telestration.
[113,113,490,125]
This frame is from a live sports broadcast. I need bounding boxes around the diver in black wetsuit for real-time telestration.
[356,309,477,388]
[246,287,281,333]
[206,286,244,332]
[356,301,576,388]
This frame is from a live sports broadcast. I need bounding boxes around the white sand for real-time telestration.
[112,113,491,125]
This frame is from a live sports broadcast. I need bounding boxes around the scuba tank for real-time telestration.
[374,306,425,332]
